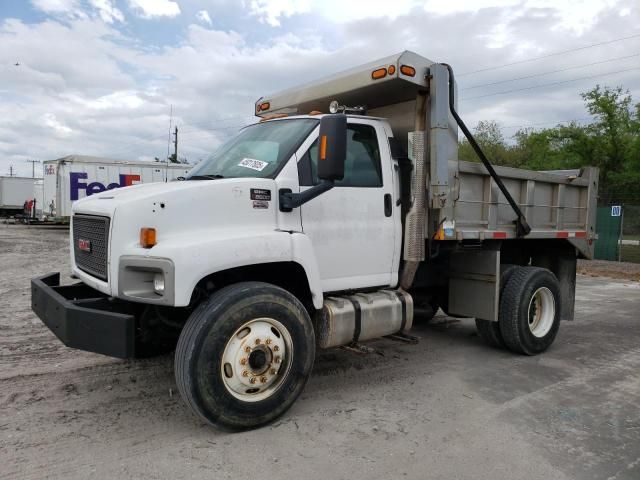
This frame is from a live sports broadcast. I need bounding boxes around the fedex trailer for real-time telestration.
[43,155,192,221]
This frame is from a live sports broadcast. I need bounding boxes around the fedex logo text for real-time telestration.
[70,172,141,200]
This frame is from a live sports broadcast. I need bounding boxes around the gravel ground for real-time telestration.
[578,259,640,282]
[1,225,639,480]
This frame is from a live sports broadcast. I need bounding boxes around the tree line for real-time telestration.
[459,85,640,205]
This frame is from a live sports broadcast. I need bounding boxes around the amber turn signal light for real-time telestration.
[319,135,328,160]
[388,65,396,75]
[140,227,157,248]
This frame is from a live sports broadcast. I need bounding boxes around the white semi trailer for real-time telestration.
[0,176,37,216]
[32,52,598,430]
[43,155,192,221]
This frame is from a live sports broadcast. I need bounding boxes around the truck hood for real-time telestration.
[73,179,217,215]
[72,178,274,217]
[72,177,282,242]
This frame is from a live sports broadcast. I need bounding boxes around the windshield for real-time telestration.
[187,118,319,179]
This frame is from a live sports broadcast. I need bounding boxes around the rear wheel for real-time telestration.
[475,264,517,349]
[175,282,315,430]
[498,267,561,355]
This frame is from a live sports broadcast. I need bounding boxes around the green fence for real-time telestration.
[594,206,622,261]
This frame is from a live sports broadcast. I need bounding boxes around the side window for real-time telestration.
[298,123,383,187]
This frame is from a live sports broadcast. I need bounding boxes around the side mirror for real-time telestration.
[317,114,347,181]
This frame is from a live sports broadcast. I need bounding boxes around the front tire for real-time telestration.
[175,282,315,430]
[498,267,561,355]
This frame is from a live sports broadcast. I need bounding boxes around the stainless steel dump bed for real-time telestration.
[448,162,598,258]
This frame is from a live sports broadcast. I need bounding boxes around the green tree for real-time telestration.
[459,120,511,165]
[458,84,640,204]
[581,85,636,188]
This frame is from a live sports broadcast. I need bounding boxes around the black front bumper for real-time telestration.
[31,273,135,358]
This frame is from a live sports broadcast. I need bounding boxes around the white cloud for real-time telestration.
[89,0,125,23]
[128,0,181,19]
[41,113,73,136]
[196,10,212,26]
[65,91,145,110]
[244,0,312,26]
[30,0,79,13]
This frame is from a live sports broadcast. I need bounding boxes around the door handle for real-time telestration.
[384,193,392,217]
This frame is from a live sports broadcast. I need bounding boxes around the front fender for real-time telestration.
[144,230,324,309]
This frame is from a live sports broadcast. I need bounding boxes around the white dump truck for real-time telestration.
[32,51,598,430]
[43,155,192,221]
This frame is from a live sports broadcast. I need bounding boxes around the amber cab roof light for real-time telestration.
[371,67,387,80]
[400,65,416,77]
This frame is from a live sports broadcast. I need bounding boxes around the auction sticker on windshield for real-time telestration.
[238,158,268,171]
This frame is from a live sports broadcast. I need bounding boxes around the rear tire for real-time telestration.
[175,282,315,430]
[498,267,561,355]
[475,264,517,349]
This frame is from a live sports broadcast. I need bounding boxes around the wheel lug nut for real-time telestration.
[270,368,276,375]
[255,338,261,345]
[273,345,280,352]
[260,376,267,383]
[265,338,272,345]
[275,356,281,363]
[242,370,249,377]
[240,358,247,365]
[249,377,256,384]
[244,346,251,353]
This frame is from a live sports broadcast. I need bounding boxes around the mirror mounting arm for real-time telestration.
[279,180,334,212]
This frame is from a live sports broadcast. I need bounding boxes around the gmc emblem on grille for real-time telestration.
[78,239,92,252]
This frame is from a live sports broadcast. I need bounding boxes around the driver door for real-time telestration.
[297,119,397,292]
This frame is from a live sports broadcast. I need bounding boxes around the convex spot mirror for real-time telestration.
[317,114,347,181]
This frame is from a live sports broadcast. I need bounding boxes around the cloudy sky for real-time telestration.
[0,0,638,177]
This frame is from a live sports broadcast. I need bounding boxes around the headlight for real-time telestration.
[153,273,165,294]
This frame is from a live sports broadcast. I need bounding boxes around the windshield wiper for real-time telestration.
[187,174,225,180]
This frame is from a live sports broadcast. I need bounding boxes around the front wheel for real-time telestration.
[175,282,315,430]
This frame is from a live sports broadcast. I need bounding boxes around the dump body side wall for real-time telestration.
[435,162,598,258]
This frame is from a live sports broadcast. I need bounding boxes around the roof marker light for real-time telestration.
[371,67,387,80]
[400,65,416,77]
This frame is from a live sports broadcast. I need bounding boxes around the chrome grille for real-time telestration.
[73,214,110,281]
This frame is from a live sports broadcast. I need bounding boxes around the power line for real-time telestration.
[461,53,640,91]
[461,66,640,101]
[500,116,594,130]
[458,32,640,76]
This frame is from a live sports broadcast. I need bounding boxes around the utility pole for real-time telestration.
[8,165,15,177]
[173,126,178,163]
[26,159,41,178]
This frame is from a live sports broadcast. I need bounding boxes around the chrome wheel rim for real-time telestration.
[221,318,293,402]
[527,287,555,338]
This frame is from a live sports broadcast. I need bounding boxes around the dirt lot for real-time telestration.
[2,225,640,480]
